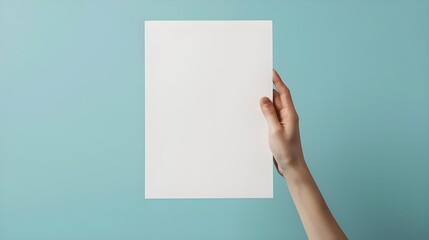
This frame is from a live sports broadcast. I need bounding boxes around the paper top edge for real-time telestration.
[144,20,272,22]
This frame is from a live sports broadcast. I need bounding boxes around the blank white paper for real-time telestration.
[145,20,273,198]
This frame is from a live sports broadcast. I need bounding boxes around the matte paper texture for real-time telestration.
[145,20,273,198]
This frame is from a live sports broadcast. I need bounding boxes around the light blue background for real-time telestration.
[1,0,428,239]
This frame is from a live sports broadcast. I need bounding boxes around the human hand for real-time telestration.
[259,70,305,177]
[260,72,348,239]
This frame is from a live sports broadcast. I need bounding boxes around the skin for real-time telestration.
[259,70,348,240]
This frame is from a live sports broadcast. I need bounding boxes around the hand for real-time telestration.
[259,69,305,177]
[260,71,348,239]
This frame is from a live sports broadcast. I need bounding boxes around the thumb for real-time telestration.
[259,97,281,132]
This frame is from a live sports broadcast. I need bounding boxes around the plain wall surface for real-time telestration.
[0,0,428,239]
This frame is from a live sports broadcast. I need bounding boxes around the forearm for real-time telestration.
[283,157,347,240]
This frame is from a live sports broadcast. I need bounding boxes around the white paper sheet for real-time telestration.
[145,20,273,198]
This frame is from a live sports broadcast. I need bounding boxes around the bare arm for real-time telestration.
[259,70,347,240]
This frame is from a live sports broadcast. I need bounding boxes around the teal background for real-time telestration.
[1,0,428,239]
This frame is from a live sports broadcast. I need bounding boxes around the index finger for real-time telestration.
[273,69,296,111]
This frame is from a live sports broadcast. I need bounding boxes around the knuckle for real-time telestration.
[289,112,299,123]
[284,85,291,94]
[278,85,288,94]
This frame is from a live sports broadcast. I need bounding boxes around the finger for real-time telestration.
[273,69,296,111]
[259,97,282,132]
[273,89,283,111]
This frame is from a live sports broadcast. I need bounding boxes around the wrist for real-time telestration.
[281,156,311,186]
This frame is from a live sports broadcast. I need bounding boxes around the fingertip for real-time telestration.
[272,70,283,87]
[260,96,272,107]
[273,89,283,109]
[259,96,282,131]
[273,89,280,96]
[273,68,280,78]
